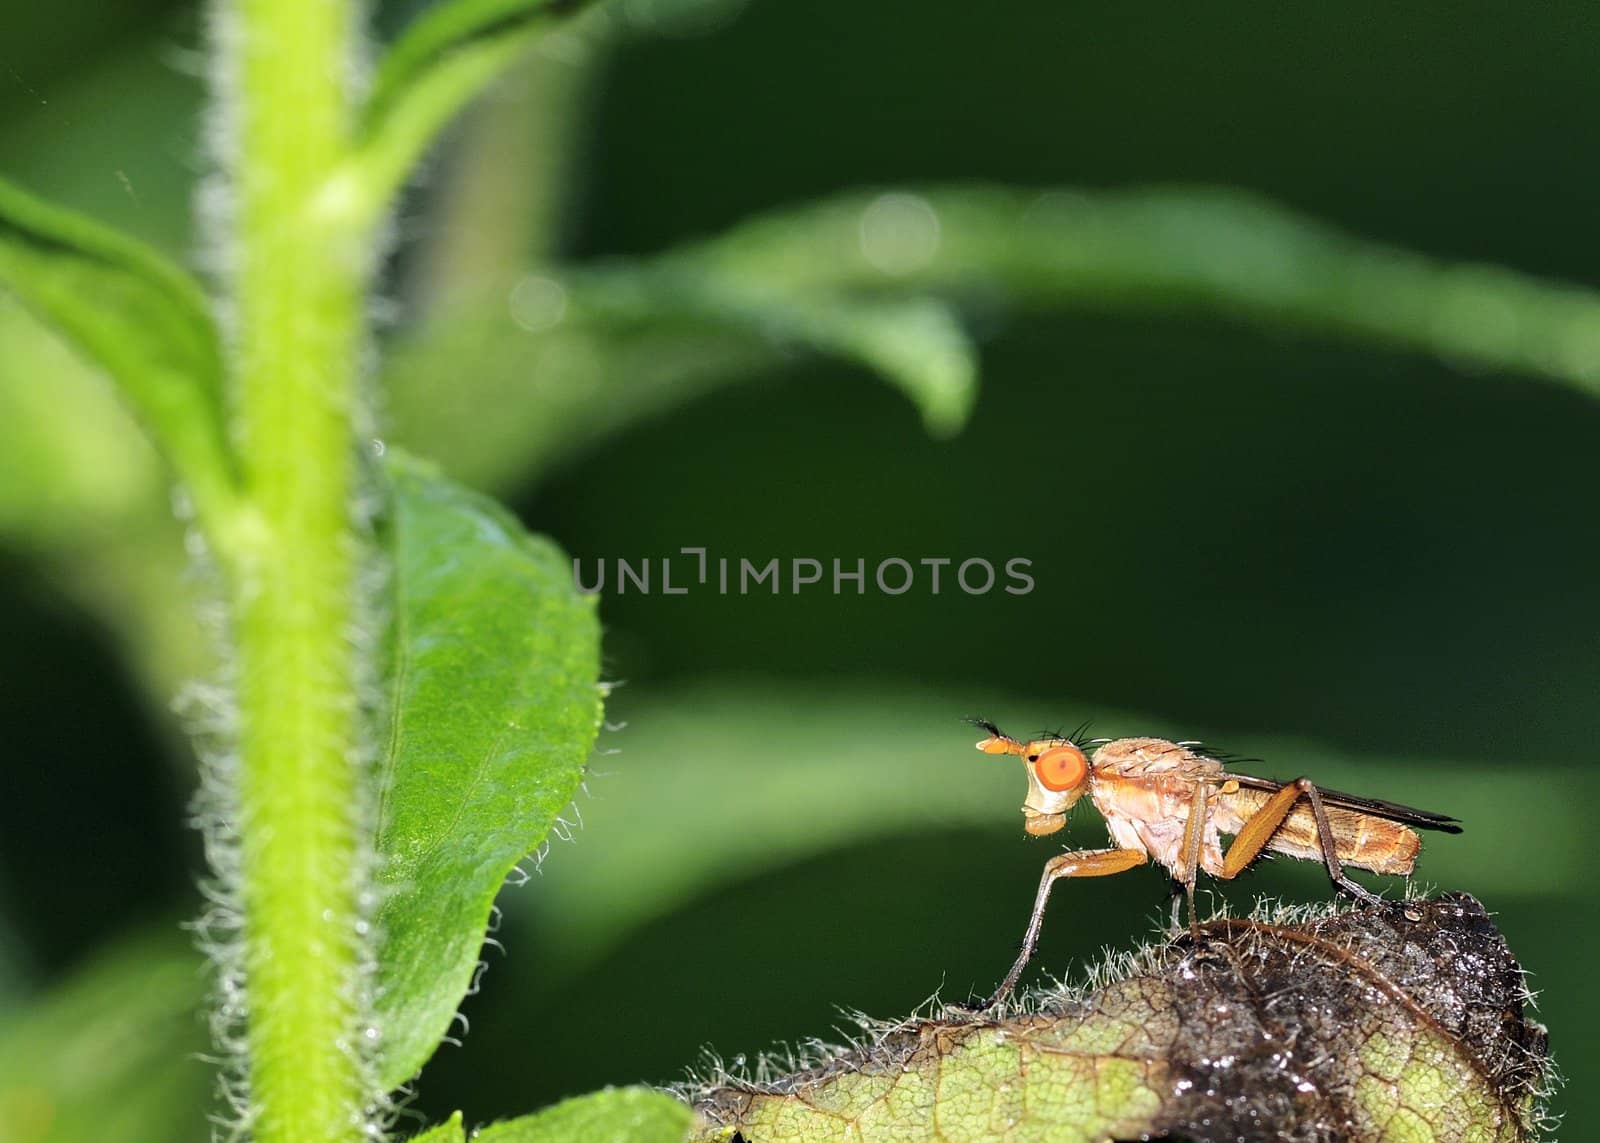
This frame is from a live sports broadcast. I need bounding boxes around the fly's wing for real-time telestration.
[1223,773,1463,833]
[1211,773,1452,876]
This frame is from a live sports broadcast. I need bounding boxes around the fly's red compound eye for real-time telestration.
[1032,744,1087,792]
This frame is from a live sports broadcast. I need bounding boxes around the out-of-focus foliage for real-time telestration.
[0,931,208,1143]
[0,178,234,532]
[343,0,618,231]
[402,1089,690,1142]
[366,0,601,140]
[674,185,1600,400]
[386,185,1600,494]
[473,1087,690,1141]
[410,1111,465,1142]
[385,258,978,493]
[0,303,162,546]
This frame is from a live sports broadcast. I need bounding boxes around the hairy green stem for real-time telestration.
[222,0,371,1138]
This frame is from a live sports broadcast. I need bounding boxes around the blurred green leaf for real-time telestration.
[566,264,976,437]
[343,0,601,225]
[0,176,237,528]
[475,1087,690,1142]
[410,1110,465,1142]
[0,302,164,546]
[0,27,202,253]
[391,184,1600,498]
[0,930,208,1143]
[684,185,1600,400]
[385,290,775,491]
[385,262,978,491]
[524,682,1585,977]
[0,300,216,717]
[802,297,972,437]
[367,0,587,128]
[372,453,603,1089]
[404,1090,687,1142]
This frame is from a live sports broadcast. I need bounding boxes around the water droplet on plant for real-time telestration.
[509,275,569,332]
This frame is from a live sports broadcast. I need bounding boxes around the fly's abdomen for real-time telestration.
[1331,807,1421,875]
[1266,804,1421,875]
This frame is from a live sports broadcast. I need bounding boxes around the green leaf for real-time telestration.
[0,176,238,532]
[372,452,603,1089]
[689,895,1551,1141]
[476,1088,690,1143]
[332,0,602,228]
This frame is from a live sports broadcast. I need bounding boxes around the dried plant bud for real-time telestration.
[690,893,1554,1142]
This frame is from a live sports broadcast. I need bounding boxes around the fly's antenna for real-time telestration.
[967,716,1025,756]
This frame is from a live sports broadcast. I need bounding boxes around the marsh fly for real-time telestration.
[968,720,1461,1008]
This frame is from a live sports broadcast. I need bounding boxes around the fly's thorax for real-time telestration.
[1084,740,1219,856]
[1089,737,1224,779]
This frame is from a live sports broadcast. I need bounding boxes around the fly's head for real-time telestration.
[969,719,1090,836]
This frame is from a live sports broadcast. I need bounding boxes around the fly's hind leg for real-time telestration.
[1175,780,1212,938]
[979,847,1147,1011]
[1218,777,1382,904]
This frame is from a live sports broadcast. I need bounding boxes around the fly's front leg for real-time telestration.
[1219,777,1382,904]
[980,847,1146,1011]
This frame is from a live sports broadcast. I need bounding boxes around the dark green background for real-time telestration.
[1,0,1593,1136]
